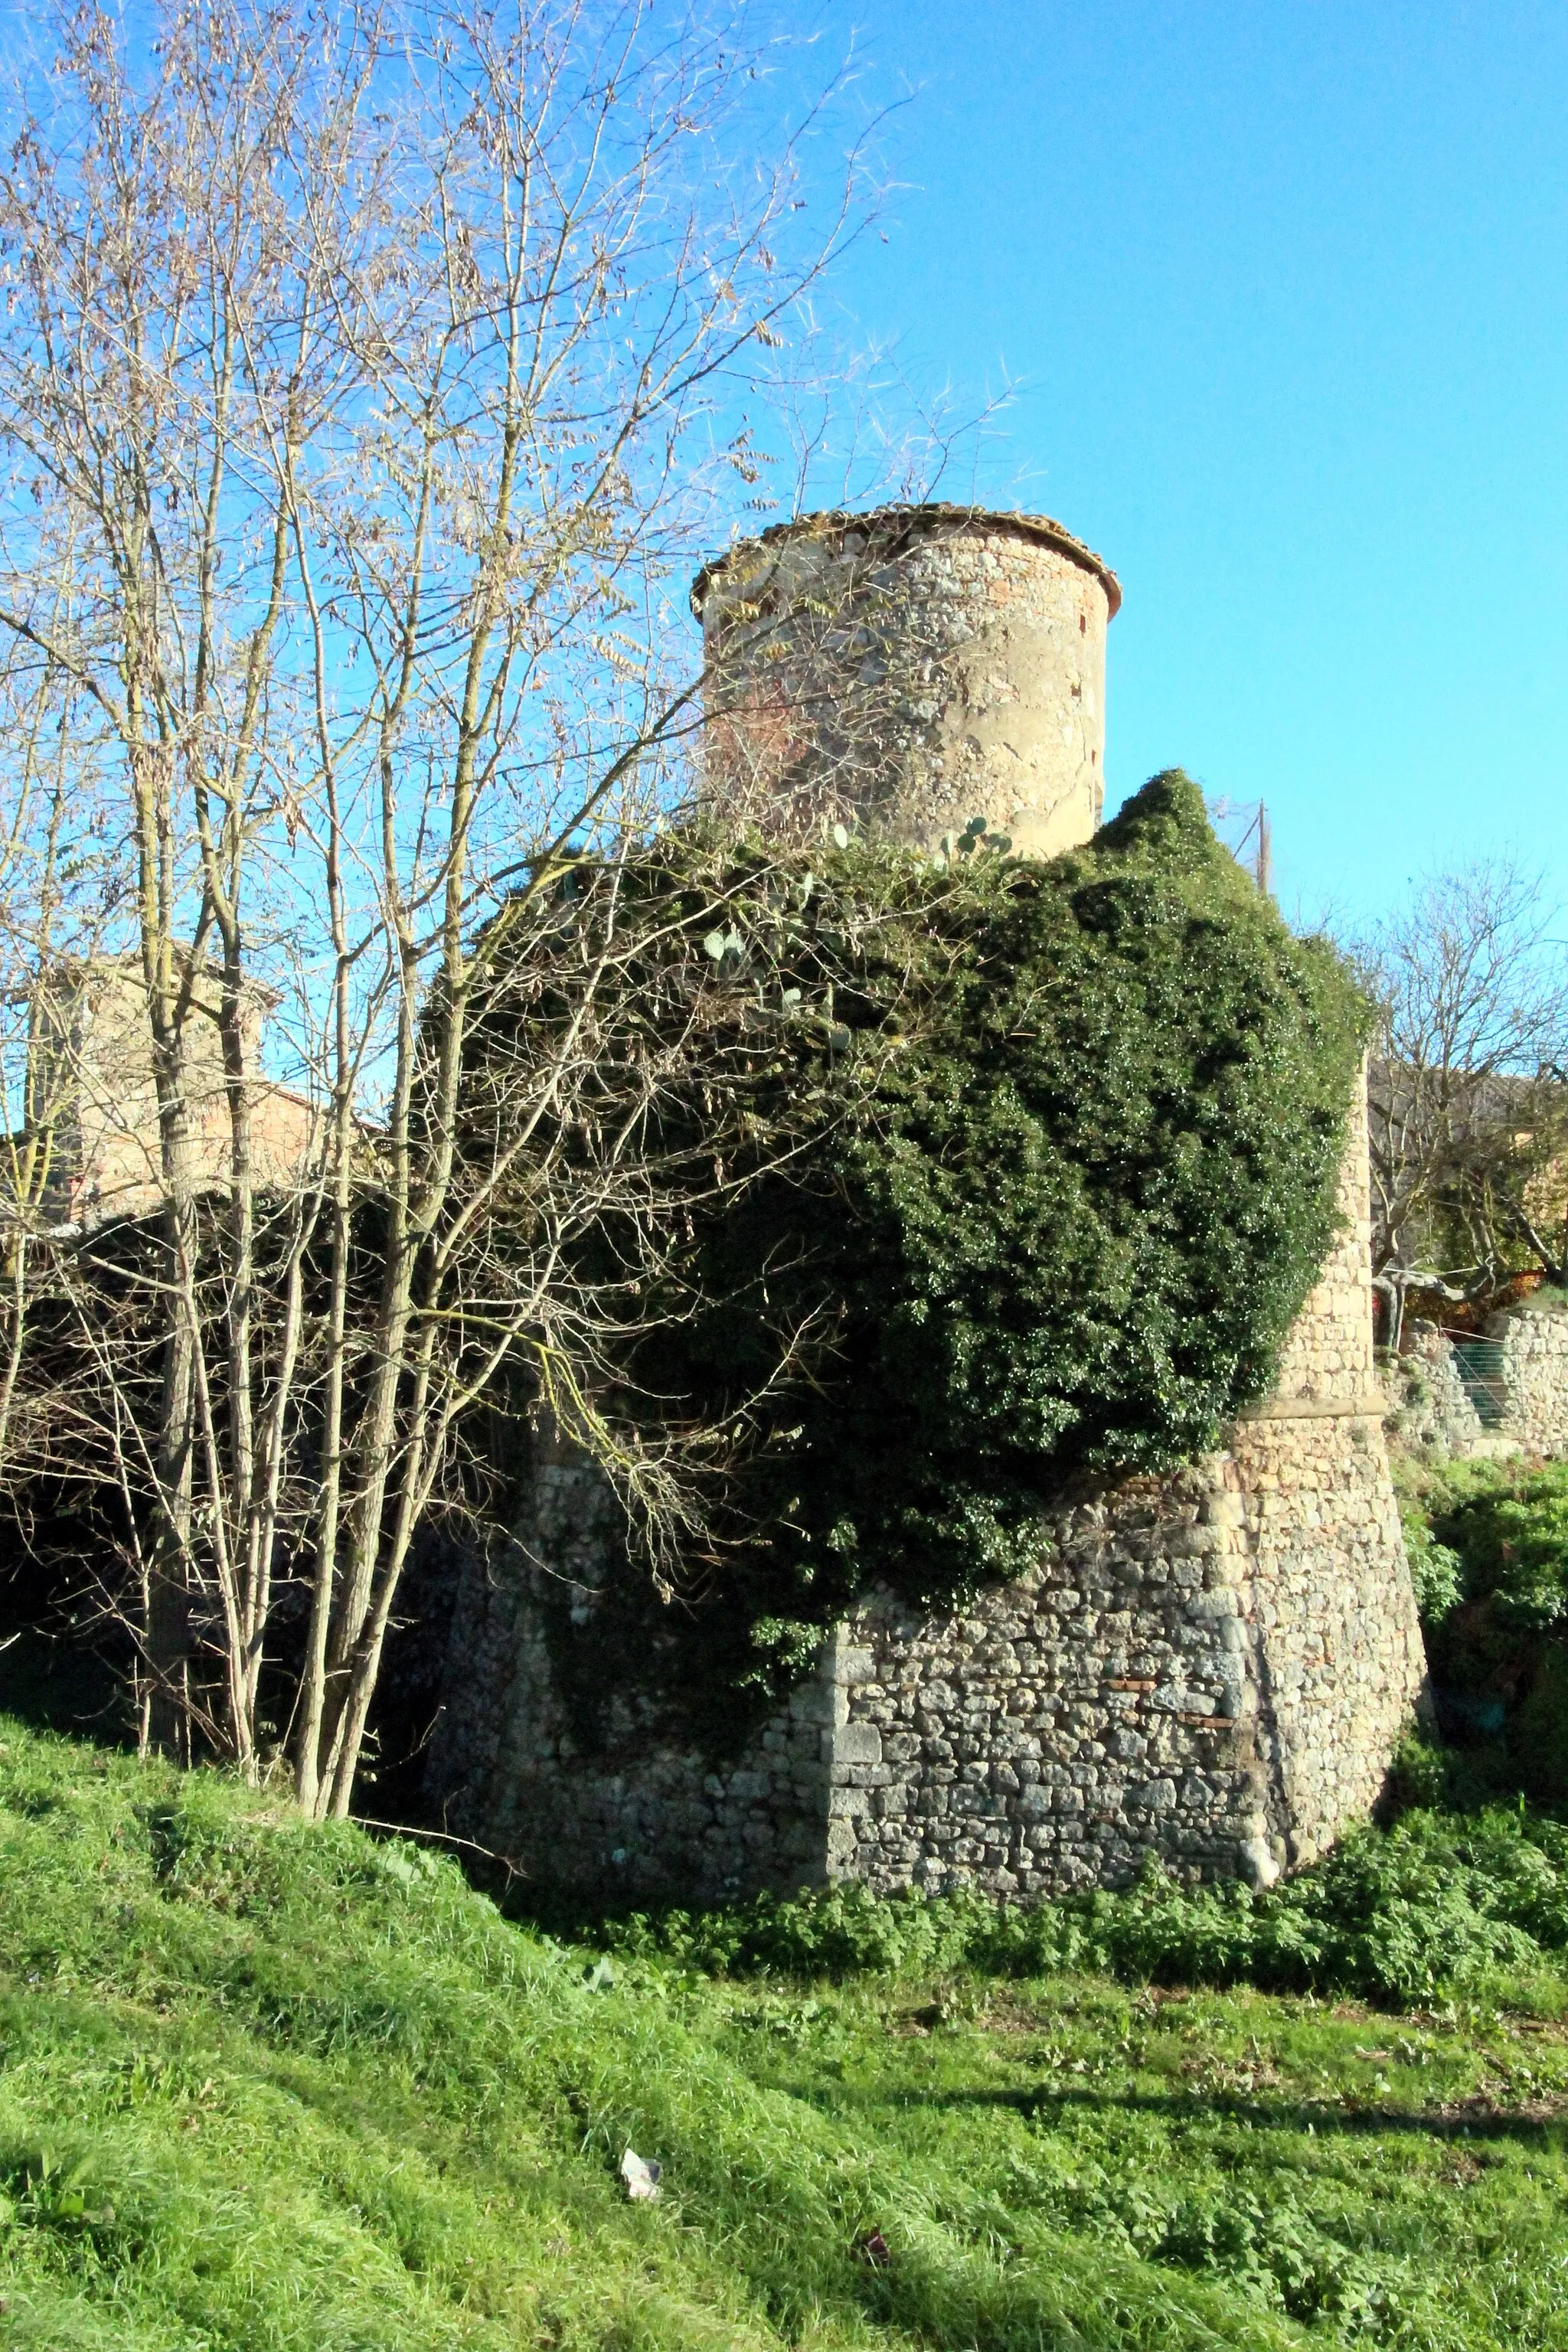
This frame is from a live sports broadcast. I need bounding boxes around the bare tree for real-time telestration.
[1354,858,1568,1347]
[0,0,901,1811]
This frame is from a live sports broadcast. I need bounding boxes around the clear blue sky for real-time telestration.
[801,1,1568,926]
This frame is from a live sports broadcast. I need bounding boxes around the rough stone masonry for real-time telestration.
[429,505,1428,1906]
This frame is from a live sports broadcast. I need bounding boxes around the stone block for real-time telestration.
[835,1722,884,1766]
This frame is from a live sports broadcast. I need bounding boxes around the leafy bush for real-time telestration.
[1394,1453,1568,1629]
[1396,1498,1465,1623]
[469,775,1367,1737]
[608,1803,1568,2007]
[1395,1454,1568,1807]
[1432,1461,1568,1630]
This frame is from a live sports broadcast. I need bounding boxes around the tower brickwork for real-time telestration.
[693,505,1118,859]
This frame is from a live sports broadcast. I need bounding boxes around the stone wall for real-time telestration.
[819,1082,1424,1896]
[430,1078,1429,1906]
[426,1427,841,1906]
[1387,1307,1568,1462]
[820,1418,1412,1896]
[1490,1305,1568,1457]
[1393,1324,1488,1455]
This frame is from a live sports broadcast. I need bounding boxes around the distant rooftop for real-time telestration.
[691,501,1122,621]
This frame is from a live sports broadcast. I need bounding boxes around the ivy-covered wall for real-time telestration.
[428,785,1426,1903]
[451,773,1368,1737]
[637,772,1367,1613]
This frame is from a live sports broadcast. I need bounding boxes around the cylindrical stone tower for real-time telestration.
[691,504,1120,860]
[432,499,1429,1908]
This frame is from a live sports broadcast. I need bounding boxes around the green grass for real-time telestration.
[1,1722,1567,2348]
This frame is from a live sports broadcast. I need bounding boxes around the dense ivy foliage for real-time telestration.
[462,772,1367,1728]
[633,771,1366,1609]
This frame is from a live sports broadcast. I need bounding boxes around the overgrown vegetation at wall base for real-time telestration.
[4,1720,1568,2351]
[606,1795,1568,2006]
[1396,1452,1568,1805]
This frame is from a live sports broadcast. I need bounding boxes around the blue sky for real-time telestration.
[794,1,1568,926]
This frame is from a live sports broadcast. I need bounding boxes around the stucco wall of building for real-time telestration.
[31,959,313,1229]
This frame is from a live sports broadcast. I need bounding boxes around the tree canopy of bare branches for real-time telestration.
[0,0,897,1815]
[1354,858,1568,1344]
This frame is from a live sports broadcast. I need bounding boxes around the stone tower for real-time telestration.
[27,959,314,1230]
[692,505,1119,861]
[429,507,1426,1905]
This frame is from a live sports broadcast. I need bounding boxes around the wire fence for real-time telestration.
[1445,1334,1511,1427]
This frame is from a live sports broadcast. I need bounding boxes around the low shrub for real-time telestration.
[608,1802,1568,2006]
[1395,1453,1568,1806]
[1432,1460,1568,1631]
[1396,1500,1464,1623]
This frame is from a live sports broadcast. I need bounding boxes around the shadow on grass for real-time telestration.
[802,2077,1568,2145]
[0,1624,128,1746]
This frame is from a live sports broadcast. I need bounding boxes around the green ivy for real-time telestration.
[465,771,1367,1735]
[633,770,1367,1612]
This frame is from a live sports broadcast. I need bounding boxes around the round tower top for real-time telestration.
[691,501,1121,861]
[691,502,1122,622]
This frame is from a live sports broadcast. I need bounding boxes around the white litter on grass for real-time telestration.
[620,2148,662,2202]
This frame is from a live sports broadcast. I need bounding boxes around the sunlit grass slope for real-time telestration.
[1,1721,1566,2349]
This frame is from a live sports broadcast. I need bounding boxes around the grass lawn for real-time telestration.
[690,1968,1568,2347]
[1,1719,1566,2349]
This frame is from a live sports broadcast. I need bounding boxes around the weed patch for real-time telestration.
[609,1805,1568,2006]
